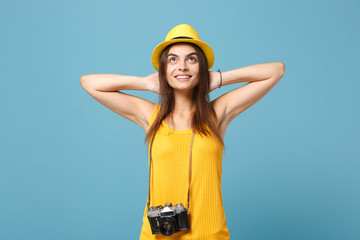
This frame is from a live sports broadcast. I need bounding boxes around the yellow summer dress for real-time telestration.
[139,104,230,240]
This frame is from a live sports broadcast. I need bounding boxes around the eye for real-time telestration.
[188,57,197,62]
[169,57,176,63]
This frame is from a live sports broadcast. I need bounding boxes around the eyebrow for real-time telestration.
[167,52,198,58]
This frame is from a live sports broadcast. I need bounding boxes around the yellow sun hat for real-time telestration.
[151,24,215,71]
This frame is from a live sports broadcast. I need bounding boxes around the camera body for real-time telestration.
[147,202,190,236]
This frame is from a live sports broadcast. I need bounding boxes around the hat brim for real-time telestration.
[151,39,215,71]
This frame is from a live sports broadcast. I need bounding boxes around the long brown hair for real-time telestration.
[144,42,224,147]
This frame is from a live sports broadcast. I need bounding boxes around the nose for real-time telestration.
[178,59,189,71]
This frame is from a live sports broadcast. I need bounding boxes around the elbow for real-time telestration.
[278,62,285,77]
[80,75,91,90]
[273,62,285,78]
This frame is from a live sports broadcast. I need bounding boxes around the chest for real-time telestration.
[150,132,223,169]
[163,115,227,141]
[164,116,192,131]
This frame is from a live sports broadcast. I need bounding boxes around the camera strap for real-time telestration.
[147,128,196,210]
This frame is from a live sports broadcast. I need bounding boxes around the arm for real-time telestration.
[80,73,159,132]
[211,62,285,128]
[80,73,159,92]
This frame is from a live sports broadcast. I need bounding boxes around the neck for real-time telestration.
[172,88,195,115]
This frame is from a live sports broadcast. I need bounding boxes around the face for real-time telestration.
[165,43,200,91]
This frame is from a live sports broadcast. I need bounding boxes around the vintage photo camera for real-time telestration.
[147,202,190,236]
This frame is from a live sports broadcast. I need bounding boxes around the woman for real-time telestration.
[80,24,285,240]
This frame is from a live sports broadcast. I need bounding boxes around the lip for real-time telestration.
[175,74,192,77]
[174,74,192,82]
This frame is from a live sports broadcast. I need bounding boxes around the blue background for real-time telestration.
[1,0,359,239]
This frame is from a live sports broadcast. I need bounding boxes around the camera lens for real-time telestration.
[160,218,178,236]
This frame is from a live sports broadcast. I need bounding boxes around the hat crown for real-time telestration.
[165,24,201,41]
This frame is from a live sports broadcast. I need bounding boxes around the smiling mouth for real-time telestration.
[175,76,192,82]
[175,75,192,79]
